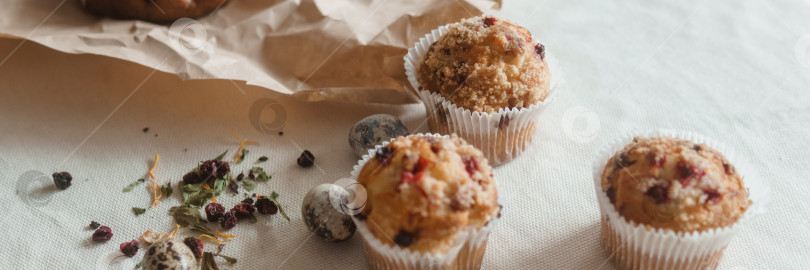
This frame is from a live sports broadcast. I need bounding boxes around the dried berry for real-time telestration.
[92,226,113,242]
[241,198,254,204]
[535,43,545,60]
[220,210,237,229]
[606,187,617,204]
[676,161,703,183]
[52,172,72,190]
[704,189,722,203]
[645,185,669,204]
[236,172,244,181]
[183,237,204,258]
[182,171,203,185]
[227,181,239,193]
[255,197,278,215]
[614,153,636,169]
[483,17,496,27]
[119,240,139,257]
[723,163,735,175]
[89,221,100,230]
[297,150,315,168]
[374,147,394,163]
[204,203,226,222]
[648,152,666,168]
[455,73,467,85]
[393,230,414,247]
[232,203,255,220]
[496,115,510,129]
[199,159,230,181]
[693,144,702,151]
[258,156,268,162]
[462,155,479,177]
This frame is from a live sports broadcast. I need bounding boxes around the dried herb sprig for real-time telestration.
[267,191,289,221]
[250,167,271,182]
[202,252,219,270]
[132,207,146,216]
[190,224,217,237]
[123,179,145,192]
[160,181,173,198]
[168,205,205,227]
[215,150,228,161]
[217,254,237,263]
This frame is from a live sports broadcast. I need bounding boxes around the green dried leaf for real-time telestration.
[217,254,237,264]
[182,183,202,193]
[123,179,145,192]
[215,150,228,161]
[186,188,216,207]
[160,182,173,197]
[168,205,205,227]
[202,252,219,270]
[256,171,270,182]
[132,207,146,216]
[268,191,290,221]
[238,148,248,163]
[242,180,257,192]
[135,261,142,268]
[213,178,226,194]
[190,224,216,237]
[250,167,263,173]
[181,183,201,201]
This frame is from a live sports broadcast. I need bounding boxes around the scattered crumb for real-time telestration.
[143,127,149,133]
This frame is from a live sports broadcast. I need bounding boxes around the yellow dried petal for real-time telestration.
[215,231,236,239]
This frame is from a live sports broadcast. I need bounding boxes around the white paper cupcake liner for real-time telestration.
[592,130,770,270]
[404,22,563,166]
[350,133,500,269]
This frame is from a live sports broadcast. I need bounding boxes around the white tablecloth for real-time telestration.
[1,0,808,269]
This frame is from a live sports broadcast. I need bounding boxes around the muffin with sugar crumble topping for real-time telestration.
[405,15,559,166]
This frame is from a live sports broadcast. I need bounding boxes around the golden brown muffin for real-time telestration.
[82,0,228,23]
[600,136,751,232]
[417,16,551,113]
[357,135,499,254]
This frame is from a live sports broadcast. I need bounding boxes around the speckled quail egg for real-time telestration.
[348,114,409,157]
[143,239,198,270]
[302,184,357,242]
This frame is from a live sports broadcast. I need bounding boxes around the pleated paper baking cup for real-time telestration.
[404,23,562,166]
[350,133,499,270]
[592,130,769,270]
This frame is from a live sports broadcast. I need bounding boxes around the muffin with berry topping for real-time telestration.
[597,135,756,270]
[352,134,499,269]
[405,15,559,166]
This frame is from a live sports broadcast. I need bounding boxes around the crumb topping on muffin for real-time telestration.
[601,136,751,232]
[357,135,499,254]
[417,16,551,113]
